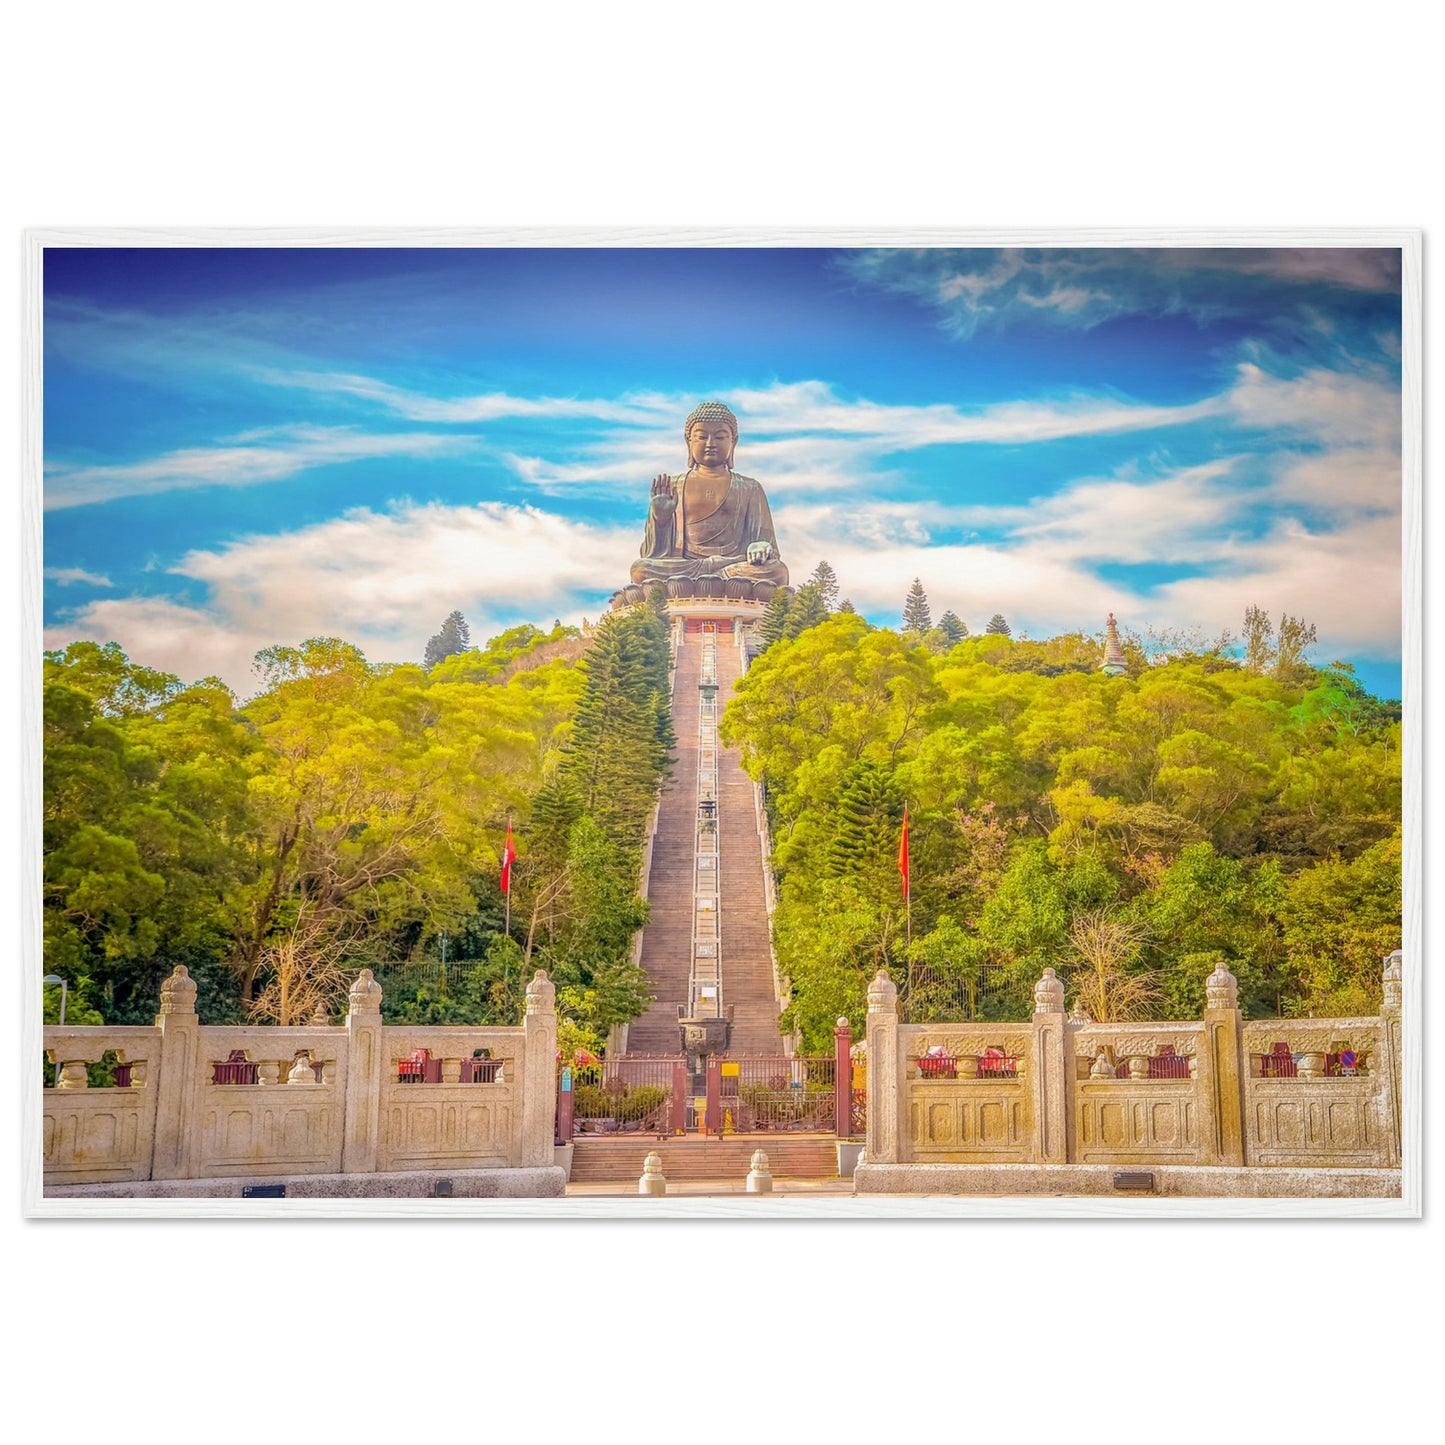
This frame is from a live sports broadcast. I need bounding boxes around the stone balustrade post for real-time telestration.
[1380,950,1403,1167]
[520,970,557,1167]
[865,968,901,1164]
[833,1016,853,1138]
[151,965,200,1181]
[342,969,384,1174]
[1200,963,1245,1165]
[1030,968,1069,1164]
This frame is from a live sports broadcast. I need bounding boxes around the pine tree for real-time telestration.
[530,774,583,876]
[783,582,828,639]
[985,613,1012,636]
[836,598,857,614]
[938,611,967,645]
[902,579,932,635]
[823,761,903,882]
[561,610,673,852]
[644,583,671,628]
[759,588,792,648]
[423,610,471,668]
[808,560,840,613]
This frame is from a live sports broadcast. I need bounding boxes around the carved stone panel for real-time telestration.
[908,1084,1031,1162]
[1074,1083,1200,1163]
[1245,1079,1386,1166]
[42,1088,157,1184]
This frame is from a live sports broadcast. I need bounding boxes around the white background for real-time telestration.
[5,4,1436,1438]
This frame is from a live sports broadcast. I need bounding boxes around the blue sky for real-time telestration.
[41,245,1404,698]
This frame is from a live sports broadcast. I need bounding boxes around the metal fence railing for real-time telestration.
[567,1056,681,1135]
[720,1056,836,1133]
[897,966,1013,1024]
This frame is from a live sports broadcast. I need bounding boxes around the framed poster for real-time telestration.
[24,229,1421,1218]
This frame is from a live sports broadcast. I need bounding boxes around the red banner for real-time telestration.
[501,821,517,894]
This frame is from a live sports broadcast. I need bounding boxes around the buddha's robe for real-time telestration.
[630,472,790,586]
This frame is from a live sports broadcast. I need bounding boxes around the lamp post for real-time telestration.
[43,974,68,1088]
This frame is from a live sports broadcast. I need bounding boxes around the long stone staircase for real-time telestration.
[621,626,786,1057]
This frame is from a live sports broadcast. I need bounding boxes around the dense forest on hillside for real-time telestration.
[42,580,1404,1059]
[720,606,1402,1050]
[42,595,674,1058]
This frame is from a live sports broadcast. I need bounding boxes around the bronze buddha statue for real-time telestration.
[629,401,789,591]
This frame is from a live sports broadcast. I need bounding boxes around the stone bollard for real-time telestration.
[639,1151,667,1196]
[746,1149,773,1193]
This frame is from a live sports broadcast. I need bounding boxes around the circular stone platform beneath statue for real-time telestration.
[608,577,785,611]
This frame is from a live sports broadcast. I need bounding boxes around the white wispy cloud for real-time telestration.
[43,567,113,587]
[264,372,1231,501]
[1225,362,1401,450]
[44,425,474,509]
[779,508,1400,664]
[839,247,1403,338]
[972,459,1249,565]
[255,369,673,426]
[45,501,637,693]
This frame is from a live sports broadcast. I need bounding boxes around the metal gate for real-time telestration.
[558,1044,864,1140]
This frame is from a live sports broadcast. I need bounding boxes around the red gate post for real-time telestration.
[833,1018,852,1138]
[671,1061,688,1134]
[555,1065,574,1144]
[705,1057,722,1134]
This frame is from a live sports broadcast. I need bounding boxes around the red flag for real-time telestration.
[501,821,517,894]
[898,806,910,900]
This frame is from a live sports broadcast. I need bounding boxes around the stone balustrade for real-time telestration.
[864,957,1403,1182]
[43,965,558,1189]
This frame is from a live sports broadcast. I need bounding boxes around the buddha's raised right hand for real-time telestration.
[649,473,677,514]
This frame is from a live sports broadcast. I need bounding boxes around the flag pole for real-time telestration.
[503,813,513,938]
[900,801,912,946]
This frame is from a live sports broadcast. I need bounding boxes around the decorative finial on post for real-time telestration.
[348,968,383,1016]
[1034,968,1066,1015]
[1101,612,1128,676]
[867,968,898,1015]
[746,1149,774,1194]
[1205,962,1239,1010]
[1383,950,1402,1011]
[639,1151,667,1196]
[159,964,198,1015]
[526,969,556,1016]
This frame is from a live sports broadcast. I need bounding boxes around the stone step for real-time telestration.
[568,1134,840,1183]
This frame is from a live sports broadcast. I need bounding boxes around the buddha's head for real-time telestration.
[684,400,738,470]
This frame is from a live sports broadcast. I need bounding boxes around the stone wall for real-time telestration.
[42,964,558,1190]
[864,955,1403,1179]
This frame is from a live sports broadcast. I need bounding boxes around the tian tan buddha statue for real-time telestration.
[627,401,789,596]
